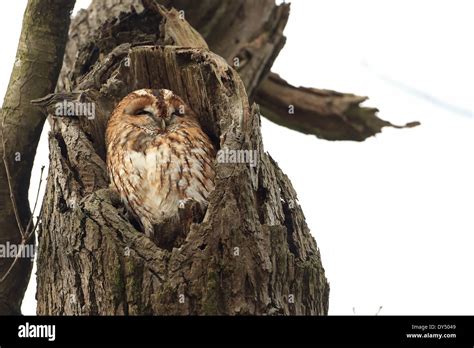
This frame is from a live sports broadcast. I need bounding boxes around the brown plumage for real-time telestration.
[105,89,215,239]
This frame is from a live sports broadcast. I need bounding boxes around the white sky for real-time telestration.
[0,0,472,315]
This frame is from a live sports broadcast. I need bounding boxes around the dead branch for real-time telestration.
[256,73,420,141]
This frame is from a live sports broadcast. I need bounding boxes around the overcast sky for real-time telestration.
[1,0,472,315]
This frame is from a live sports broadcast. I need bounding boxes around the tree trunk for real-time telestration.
[35,3,329,315]
[0,0,75,315]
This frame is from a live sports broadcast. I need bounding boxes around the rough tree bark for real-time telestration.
[35,3,329,315]
[0,0,75,315]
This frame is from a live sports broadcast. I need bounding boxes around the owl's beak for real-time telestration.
[160,118,167,130]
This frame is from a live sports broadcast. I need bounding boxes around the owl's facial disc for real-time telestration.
[122,89,191,132]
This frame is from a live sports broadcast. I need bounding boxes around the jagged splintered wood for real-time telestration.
[257,73,420,141]
[36,45,329,315]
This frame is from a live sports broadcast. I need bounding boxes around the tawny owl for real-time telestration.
[105,89,215,239]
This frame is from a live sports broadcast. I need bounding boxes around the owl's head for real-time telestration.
[110,89,197,132]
